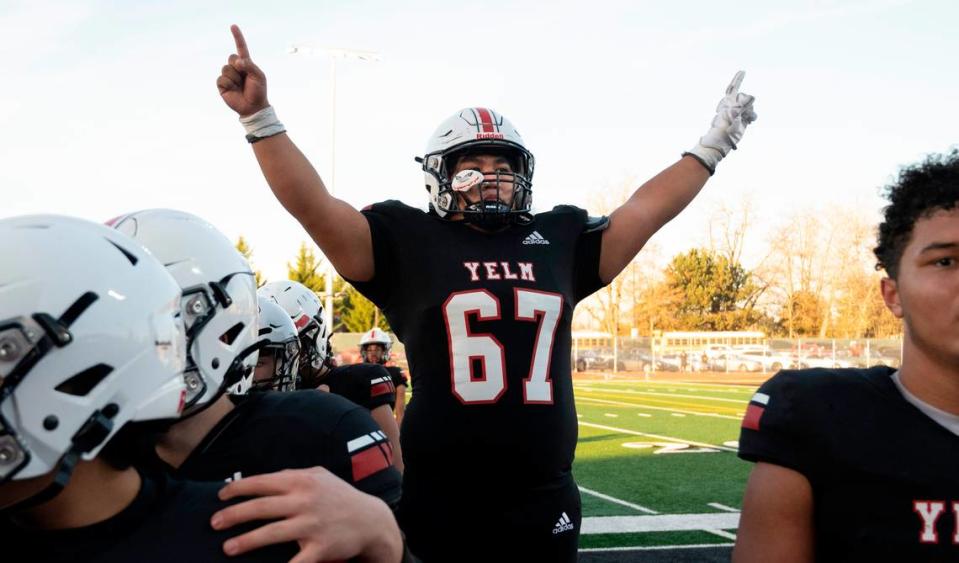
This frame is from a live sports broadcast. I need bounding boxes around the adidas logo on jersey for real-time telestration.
[523,231,550,245]
[552,512,574,534]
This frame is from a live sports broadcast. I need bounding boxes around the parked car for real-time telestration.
[708,352,764,372]
[738,350,798,372]
[574,350,626,372]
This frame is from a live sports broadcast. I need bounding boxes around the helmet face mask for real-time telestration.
[296,322,333,389]
[419,108,535,228]
[252,340,300,392]
[249,297,301,393]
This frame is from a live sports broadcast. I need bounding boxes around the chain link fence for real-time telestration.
[571,333,903,374]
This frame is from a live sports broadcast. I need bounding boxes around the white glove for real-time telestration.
[684,71,757,175]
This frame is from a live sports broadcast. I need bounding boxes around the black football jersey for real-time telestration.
[161,390,401,508]
[324,363,396,411]
[0,472,297,563]
[385,366,408,389]
[739,366,959,561]
[347,200,606,491]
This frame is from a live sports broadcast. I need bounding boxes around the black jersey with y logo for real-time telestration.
[739,366,959,561]
[347,200,607,491]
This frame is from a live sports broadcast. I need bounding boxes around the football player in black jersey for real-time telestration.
[218,25,756,561]
[0,215,297,562]
[260,280,405,473]
[361,327,410,424]
[734,151,959,562]
[108,211,404,514]
[316,362,405,474]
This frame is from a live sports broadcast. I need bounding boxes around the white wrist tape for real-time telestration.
[240,106,286,143]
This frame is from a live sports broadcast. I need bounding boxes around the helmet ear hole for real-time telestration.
[55,364,114,396]
[219,323,245,345]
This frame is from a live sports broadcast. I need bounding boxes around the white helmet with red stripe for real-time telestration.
[257,281,331,387]
[359,327,392,363]
[417,107,535,224]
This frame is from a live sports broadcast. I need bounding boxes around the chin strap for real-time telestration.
[0,404,119,516]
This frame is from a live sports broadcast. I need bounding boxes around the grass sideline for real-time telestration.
[573,370,768,554]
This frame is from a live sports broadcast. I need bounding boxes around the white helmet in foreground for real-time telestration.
[0,215,187,501]
[108,209,259,413]
[359,327,392,364]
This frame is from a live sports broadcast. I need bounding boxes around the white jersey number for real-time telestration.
[443,289,563,404]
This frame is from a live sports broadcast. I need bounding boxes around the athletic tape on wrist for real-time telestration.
[240,106,286,143]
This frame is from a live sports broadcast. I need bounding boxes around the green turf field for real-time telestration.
[572,375,762,554]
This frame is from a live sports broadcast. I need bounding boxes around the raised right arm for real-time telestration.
[217,25,374,282]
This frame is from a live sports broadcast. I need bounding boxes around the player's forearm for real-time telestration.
[251,132,334,223]
[250,131,375,280]
[599,157,708,282]
[625,156,709,230]
[371,406,404,474]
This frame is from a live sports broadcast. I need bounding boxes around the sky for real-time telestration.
[2,0,957,281]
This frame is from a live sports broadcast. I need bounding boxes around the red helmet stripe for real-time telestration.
[475,107,495,133]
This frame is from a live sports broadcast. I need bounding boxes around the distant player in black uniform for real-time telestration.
[361,327,410,424]
[109,211,403,512]
[734,151,959,562]
[218,24,757,561]
[0,215,295,562]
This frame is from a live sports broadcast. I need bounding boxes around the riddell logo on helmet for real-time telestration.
[475,132,504,140]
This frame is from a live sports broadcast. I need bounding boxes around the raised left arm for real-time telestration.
[599,71,757,284]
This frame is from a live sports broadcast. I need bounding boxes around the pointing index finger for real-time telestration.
[726,70,745,96]
[231,24,251,60]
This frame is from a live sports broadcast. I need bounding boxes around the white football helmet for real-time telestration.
[0,215,187,490]
[258,280,332,389]
[359,327,392,364]
[417,107,535,225]
[108,210,259,413]
[249,296,300,392]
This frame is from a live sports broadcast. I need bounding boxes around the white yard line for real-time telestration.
[581,379,756,390]
[708,503,740,513]
[704,529,737,540]
[577,396,743,420]
[579,486,658,514]
[579,487,739,542]
[579,543,734,552]
[576,387,749,404]
[582,513,741,534]
[578,421,738,452]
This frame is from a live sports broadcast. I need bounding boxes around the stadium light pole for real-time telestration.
[288,44,381,331]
